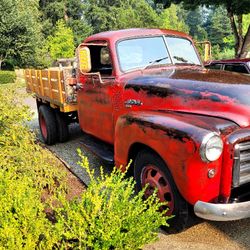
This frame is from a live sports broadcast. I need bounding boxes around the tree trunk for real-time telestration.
[227,8,240,58]
[236,15,244,58]
[240,25,250,58]
[0,60,2,70]
[64,4,69,22]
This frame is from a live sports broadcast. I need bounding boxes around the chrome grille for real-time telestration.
[233,141,250,187]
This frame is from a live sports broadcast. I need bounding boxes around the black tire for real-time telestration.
[134,149,189,233]
[55,112,69,143]
[38,105,58,145]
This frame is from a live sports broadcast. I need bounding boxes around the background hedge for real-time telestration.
[0,71,16,84]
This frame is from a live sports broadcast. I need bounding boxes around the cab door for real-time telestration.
[77,44,117,144]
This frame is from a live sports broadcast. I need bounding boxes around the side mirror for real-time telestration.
[77,46,91,73]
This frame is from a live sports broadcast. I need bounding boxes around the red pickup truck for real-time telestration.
[27,28,250,232]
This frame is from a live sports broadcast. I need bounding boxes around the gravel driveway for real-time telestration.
[24,93,250,250]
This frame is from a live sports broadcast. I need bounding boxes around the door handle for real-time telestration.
[124,99,143,108]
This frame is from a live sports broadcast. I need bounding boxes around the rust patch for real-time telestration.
[124,115,190,143]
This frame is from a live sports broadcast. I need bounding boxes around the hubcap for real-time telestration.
[39,113,47,139]
[141,165,174,215]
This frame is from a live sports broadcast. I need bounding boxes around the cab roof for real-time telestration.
[84,28,192,43]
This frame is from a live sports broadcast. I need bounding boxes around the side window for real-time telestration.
[89,45,113,76]
[224,64,248,74]
[207,64,222,70]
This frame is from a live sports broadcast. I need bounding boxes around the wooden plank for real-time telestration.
[39,70,44,96]
[47,70,53,99]
[29,69,34,92]
[41,70,49,78]
[41,70,49,95]
[25,69,31,91]
[61,104,78,112]
[34,70,39,94]
[60,71,65,91]
[57,70,64,104]
[41,70,48,84]
[43,88,50,98]
[31,69,37,93]
[49,70,59,79]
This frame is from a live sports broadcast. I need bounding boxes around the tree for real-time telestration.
[0,0,43,69]
[84,0,160,34]
[154,0,250,58]
[39,0,93,45]
[47,20,75,61]
[159,4,189,33]
[185,7,207,40]
[205,6,233,50]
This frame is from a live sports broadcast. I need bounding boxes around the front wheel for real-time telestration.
[134,150,189,233]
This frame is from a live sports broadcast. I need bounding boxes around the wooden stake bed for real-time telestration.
[25,68,78,113]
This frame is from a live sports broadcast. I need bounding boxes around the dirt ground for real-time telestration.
[24,91,250,250]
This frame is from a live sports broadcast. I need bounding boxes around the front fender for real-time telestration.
[115,111,224,205]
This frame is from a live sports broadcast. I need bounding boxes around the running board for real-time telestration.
[80,134,114,164]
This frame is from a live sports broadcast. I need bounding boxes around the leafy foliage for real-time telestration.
[0,172,58,249]
[0,71,16,84]
[159,4,189,33]
[205,6,233,49]
[0,0,43,69]
[39,0,93,45]
[47,20,75,60]
[185,7,207,40]
[84,0,161,33]
[0,83,66,248]
[54,150,169,249]
[156,0,250,15]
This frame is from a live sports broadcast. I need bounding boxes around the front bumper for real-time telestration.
[194,200,250,221]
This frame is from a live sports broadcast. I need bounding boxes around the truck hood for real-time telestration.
[124,68,250,128]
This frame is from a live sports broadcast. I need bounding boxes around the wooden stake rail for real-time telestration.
[25,69,77,113]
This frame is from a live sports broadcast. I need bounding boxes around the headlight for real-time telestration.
[200,133,223,162]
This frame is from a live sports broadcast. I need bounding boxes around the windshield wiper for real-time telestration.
[173,56,200,65]
[143,56,169,70]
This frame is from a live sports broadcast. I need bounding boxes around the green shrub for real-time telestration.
[0,84,65,248]
[0,171,59,249]
[0,70,16,84]
[54,151,169,250]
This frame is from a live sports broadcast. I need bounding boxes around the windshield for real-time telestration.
[165,37,201,65]
[117,37,171,72]
[117,36,201,72]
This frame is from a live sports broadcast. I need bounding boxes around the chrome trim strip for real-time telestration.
[233,141,250,187]
[194,200,250,221]
[232,144,241,188]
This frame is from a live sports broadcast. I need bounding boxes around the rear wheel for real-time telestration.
[38,105,57,145]
[55,112,69,143]
[134,149,189,233]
